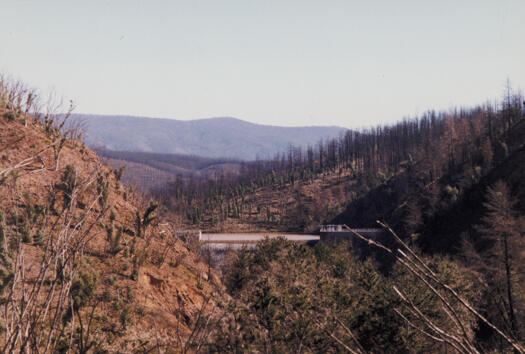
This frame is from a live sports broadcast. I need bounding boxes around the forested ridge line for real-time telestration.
[152,84,525,236]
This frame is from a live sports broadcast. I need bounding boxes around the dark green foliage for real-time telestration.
[130,267,138,282]
[131,247,147,281]
[471,181,525,343]
[216,238,481,352]
[115,166,125,182]
[62,268,99,326]
[59,165,77,209]
[47,186,59,215]
[3,111,15,121]
[55,258,65,282]
[111,227,123,255]
[18,192,47,245]
[125,285,134,302]
[0,211,6,250]
[60,268,103,353]
[21,225,32,244]
[143,202,157,226]
[134,213,141,238]
[0,212,14,296]
[135,202,157,238]
[120,306,132,330]
[223,247,252,295]
[71,271,98,311]
[34,228,46,246]
[391,257,481,352]
[97,173,110,208]
[105,211,123,256]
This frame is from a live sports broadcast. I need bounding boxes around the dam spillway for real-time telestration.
[200,233,320,249]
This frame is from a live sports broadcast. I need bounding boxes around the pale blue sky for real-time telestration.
[1,0,524,128]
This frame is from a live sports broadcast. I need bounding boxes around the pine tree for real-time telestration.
[477,181,524,340]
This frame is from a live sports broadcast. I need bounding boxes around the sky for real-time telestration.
[1,0,524,129]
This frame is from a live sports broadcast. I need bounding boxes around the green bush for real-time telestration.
[34,229,46,246]
[216,238,481,353]
[60,165,77,209]
[97,174,110,207]
[3,111,15,122]
[106,213,123,256]
[70,270,98,311]
[120,306,132,329]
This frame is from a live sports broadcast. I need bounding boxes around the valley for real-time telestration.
[2,1,524,351]
[2,66,525,354]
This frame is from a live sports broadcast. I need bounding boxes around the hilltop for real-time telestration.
[69,114,347,160]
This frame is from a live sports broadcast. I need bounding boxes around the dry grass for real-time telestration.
[0,109,221,351]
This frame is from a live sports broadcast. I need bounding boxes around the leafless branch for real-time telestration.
[343,224,525,353]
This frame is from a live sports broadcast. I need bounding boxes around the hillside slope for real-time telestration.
[159,92,525,243]
[419,141,525,254]
[97,149,243,191]
[70,114,347,160]
[0,107,219,351]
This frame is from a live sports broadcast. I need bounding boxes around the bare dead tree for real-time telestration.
[0,166,110,353]
[169,293,230,354]
[0,140,60,178]
[343,224,525,353]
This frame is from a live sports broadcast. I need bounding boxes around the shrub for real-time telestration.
[21,226,32,244]
[3,111,15,122]
[63,269,99,325]
[120,306,132,330]
[115,166,125,182]
[135,306,146,316]
[60,165,77,209]
[197,277,204,290]
[97,173,110,207]
[106,213,123,256]
[125,285,134,302]
[135,202,158,238]
[0,211,5,249]
[34,229,46,246]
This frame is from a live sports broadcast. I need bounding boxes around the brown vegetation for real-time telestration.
[0,77,221,352]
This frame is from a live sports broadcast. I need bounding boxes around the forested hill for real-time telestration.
[152,87,525,240]
[142,87,525,350]
[69,114,347,160]
[96,148,243,191]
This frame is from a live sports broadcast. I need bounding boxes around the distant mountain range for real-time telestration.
[69,114,347,160]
